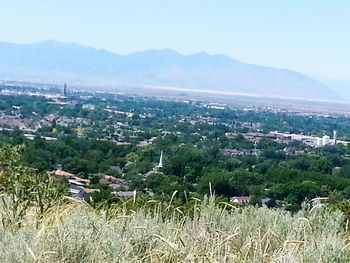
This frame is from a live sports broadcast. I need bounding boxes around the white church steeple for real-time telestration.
[156,151,163,169]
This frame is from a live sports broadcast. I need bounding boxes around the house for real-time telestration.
[261,198,277,208]
[114,191,136,198]
[225,132,238,138]
[275,134,292,143]
[243,132,265,143]
[69,185,100,200]
[84,188,100,195]
[54,169,90,185]
[110,166,123,175]
[230,196,251,204]
[99,175,129,190]
[220,149,261,157]
[69,184,86,199]
[243,149,261,157]
[53,169,93,199]
[82,104,95,111]
[54,169,75,178]
[283,147,296,155]
[113,189,154,198]
[137,137,158,147]
[310,197,329,207]
[220,149,245,157]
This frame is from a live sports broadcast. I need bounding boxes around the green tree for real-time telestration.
[0,145,67,228]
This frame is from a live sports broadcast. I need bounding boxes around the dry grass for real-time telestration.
[0,196,350,262]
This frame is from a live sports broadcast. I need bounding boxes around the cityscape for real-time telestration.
[1,83,350,204]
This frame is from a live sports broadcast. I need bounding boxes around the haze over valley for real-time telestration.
[0,40,340,101]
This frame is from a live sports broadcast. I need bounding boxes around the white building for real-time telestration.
[322,135,330,146]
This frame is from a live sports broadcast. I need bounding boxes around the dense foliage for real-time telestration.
[1,88,350,210]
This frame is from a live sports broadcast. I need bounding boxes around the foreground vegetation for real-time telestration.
[1,196,350,262]
[1,143,350,262]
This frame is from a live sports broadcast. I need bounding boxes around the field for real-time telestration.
[1,196,349,263]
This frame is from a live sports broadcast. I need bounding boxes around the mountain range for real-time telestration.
[0,40,338,100]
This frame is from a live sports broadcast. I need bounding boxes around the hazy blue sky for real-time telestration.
[1,1,349,79]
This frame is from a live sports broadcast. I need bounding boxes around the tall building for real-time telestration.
[63,83,67,96]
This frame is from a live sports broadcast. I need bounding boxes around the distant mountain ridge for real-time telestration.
[0,40,338,100]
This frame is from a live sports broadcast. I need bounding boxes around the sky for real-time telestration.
[0,0,349,80]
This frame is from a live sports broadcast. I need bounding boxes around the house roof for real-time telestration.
[230,196,252,203]
[68,179,85,186]
[110,166,122,174]
[54,170,75,177]
[84,188,100,194]
[99,178,111,185]
[115,191,135,197]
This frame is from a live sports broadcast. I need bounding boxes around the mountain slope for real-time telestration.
[0,40,337,100]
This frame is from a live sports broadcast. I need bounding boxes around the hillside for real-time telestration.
[0,40,337,100]
[0,197,349,262]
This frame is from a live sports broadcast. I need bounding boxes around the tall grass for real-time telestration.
[0,196,349,262]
